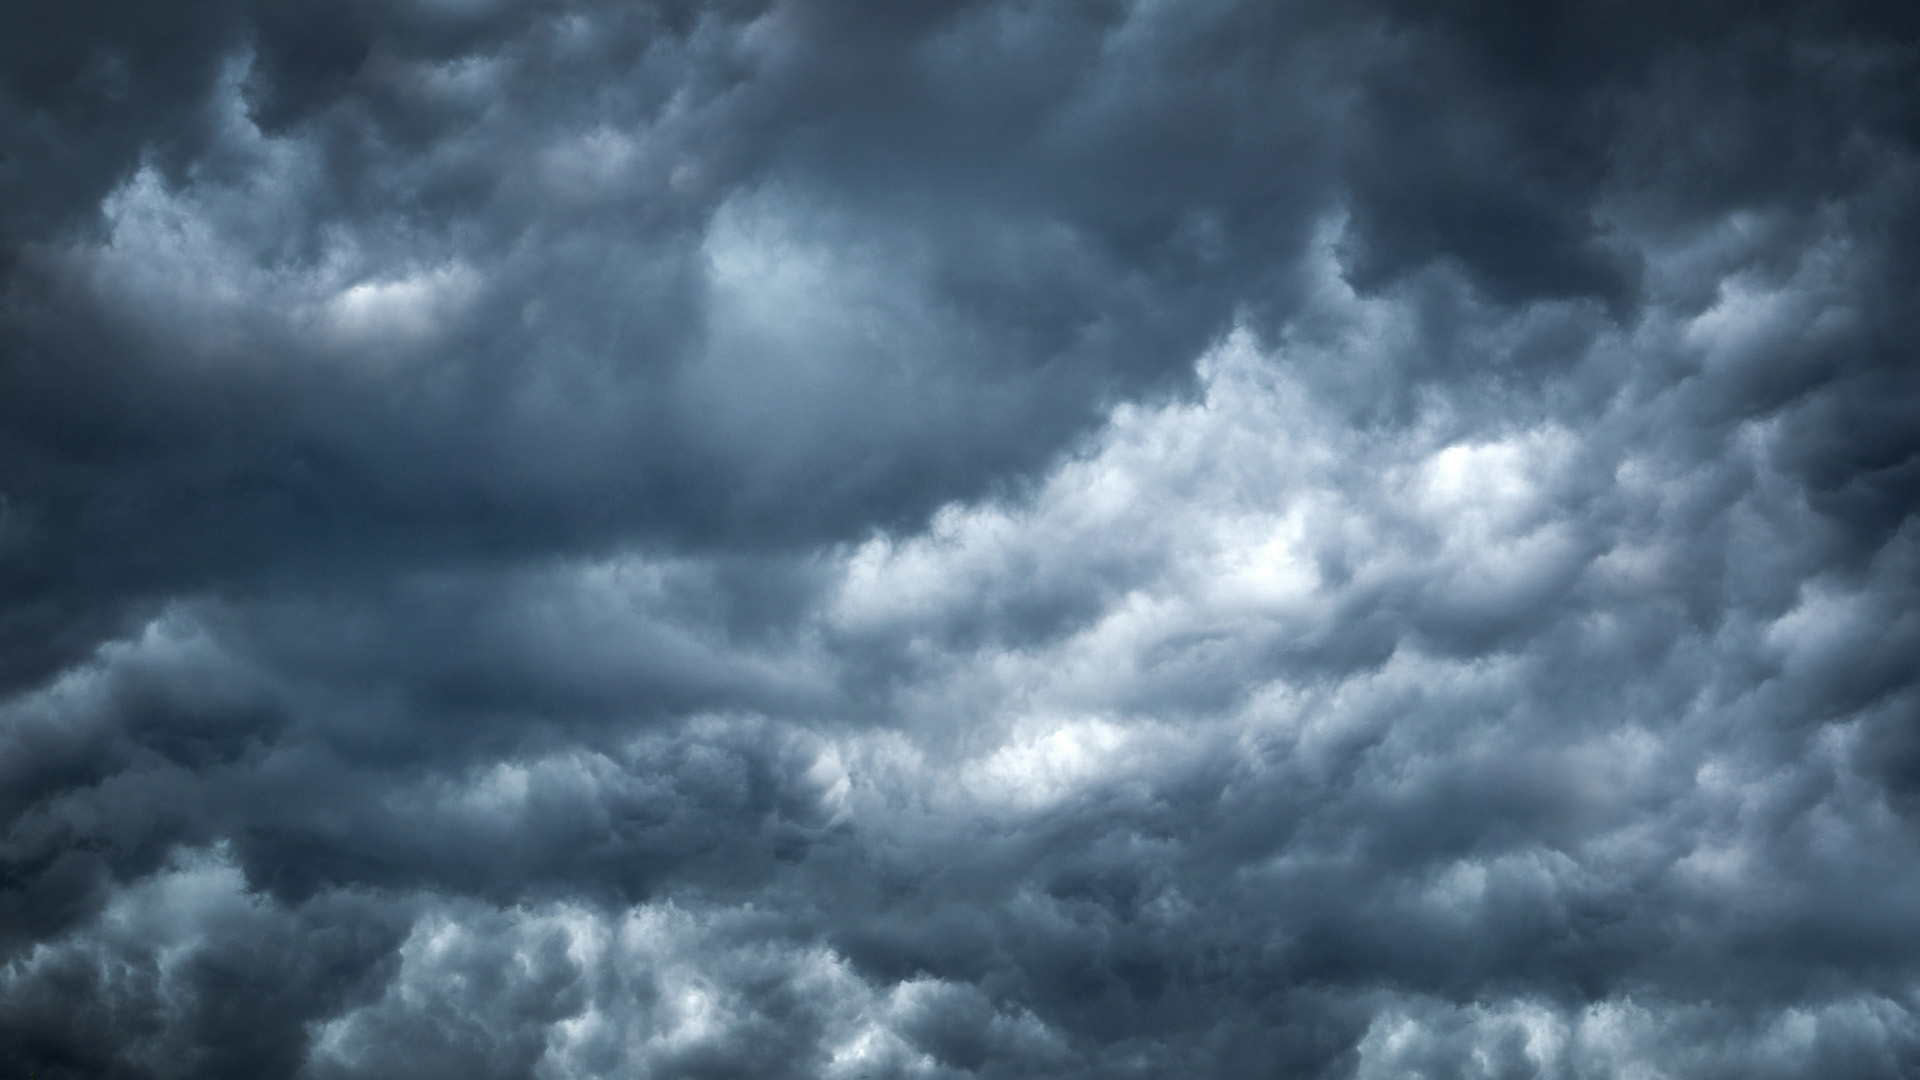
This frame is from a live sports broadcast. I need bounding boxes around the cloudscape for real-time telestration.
[2,2,1918,1077]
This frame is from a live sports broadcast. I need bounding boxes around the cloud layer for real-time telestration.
[3,1,1918,1077]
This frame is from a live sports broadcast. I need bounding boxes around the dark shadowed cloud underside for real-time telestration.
[2,1,1918,1077]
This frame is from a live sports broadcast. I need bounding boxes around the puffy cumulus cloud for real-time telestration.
[4,0,1920,1078]
[0,0,1367,693]
[0,848,411,1079]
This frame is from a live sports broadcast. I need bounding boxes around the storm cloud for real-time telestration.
[2,1,1918,1077]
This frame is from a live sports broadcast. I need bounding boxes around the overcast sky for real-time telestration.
[2,2,1918,1078]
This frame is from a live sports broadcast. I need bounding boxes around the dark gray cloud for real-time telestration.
[3,1,1919,1077]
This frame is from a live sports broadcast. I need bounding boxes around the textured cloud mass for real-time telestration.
[3,2,1919,1077]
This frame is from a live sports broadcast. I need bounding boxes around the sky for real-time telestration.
[1,2,1918,1077]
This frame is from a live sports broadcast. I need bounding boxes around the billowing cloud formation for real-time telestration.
[3,1,1918,1077]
